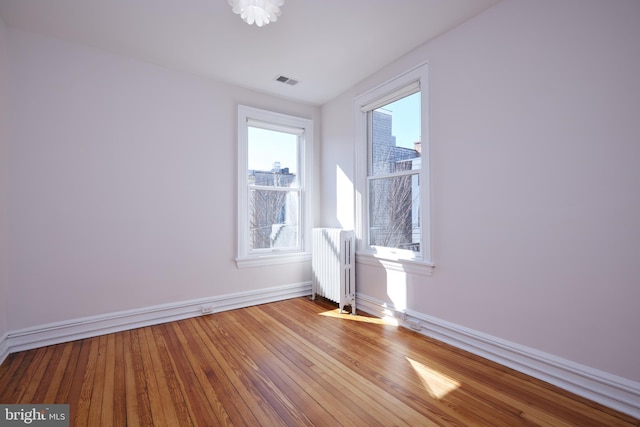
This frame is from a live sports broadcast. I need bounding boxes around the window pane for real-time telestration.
[369,175,420,252]
[249,189,299,250]
[371,92,421,176]
[248,127,298,187]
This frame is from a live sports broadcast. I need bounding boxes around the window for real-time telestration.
[354,63,432,271]
[236,105,313,268]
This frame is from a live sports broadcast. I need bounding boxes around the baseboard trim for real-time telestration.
[4,282,312,356]
[0,333,8,366]
[357,293,640,420]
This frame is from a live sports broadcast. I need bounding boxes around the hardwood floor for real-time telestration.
[1,297,638,426]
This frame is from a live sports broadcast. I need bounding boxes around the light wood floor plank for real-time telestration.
[0,352,20,385]
[150,324,194,427]
[111,332,127,427]
[10,345,49,403]
[226,308,333,426]
[245,304,429,426]
[0,297,638,426]
[17,345,53,403]
[100,333,116,427]
[122,330,141,427]
[87,334,107,427]
[43,342,74,403]
[194,314,291,426]
[168,321,233,426]
[259,301,464,426]
[73,337,100,427]
[179,317,257,426]
[137,325,173,426]
[127,329,155,426]
[236,306,378,426]
[53,340,83,404]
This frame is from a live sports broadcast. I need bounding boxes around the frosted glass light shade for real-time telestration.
[228,0,284,27]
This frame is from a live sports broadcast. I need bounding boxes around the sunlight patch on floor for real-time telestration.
[406,357,461,399]
[319,309,399,325]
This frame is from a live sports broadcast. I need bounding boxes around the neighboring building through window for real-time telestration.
[248,129,299,251]
[354,63,432,270]
[237,106,313,267]
[369,97,422,253]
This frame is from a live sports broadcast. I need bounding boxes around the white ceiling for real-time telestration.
[0,0,500,105]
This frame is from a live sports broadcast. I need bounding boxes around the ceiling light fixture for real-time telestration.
[228,0,284,27]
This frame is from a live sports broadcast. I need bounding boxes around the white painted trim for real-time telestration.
[0,333,8,366]
[236,251,311,268]
[236,105,314,263]
[353,62,432,265]
[357,293,640,420]
[4,282,311,355]
[356,252,434,276]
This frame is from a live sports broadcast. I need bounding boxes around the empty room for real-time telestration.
[0,0,639,425]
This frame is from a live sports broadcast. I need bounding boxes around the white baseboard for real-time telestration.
[0,333,8,366]
[357,293,640,420]
[2,282,311,361]
[3,285,637,419]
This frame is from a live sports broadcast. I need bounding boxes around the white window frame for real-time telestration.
[236,105,313,268]
[354,63,433,275]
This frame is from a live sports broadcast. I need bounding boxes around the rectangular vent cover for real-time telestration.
[275,75,299,86]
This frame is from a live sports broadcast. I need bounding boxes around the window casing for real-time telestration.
[354,63,433,272]
[236,105,313,268]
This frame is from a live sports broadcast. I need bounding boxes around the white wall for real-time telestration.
[6,29,320,331]
[0,17,9,340]
[321,0,640,382]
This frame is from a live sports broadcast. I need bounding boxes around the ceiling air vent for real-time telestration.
[275,75,299,86]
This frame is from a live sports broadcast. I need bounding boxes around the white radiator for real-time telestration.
[311,228,356,314]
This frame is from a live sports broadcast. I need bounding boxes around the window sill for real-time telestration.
[236,251,312,269]
[356,251,434,276]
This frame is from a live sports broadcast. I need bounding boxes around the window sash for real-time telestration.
[237,105,313,267]
[247,127,300,189]
[366,169,419,181]
[366,91,422,256]
[367,172,421,255]
[246,118,305,136]
[353,62,432,265]
[368,145,422,178]
[248,172,300,189]
[360,81,420,113]
[248,188,301,252]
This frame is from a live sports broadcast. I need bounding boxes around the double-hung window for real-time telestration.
[354,63,433,272]
[236,105,313,268]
